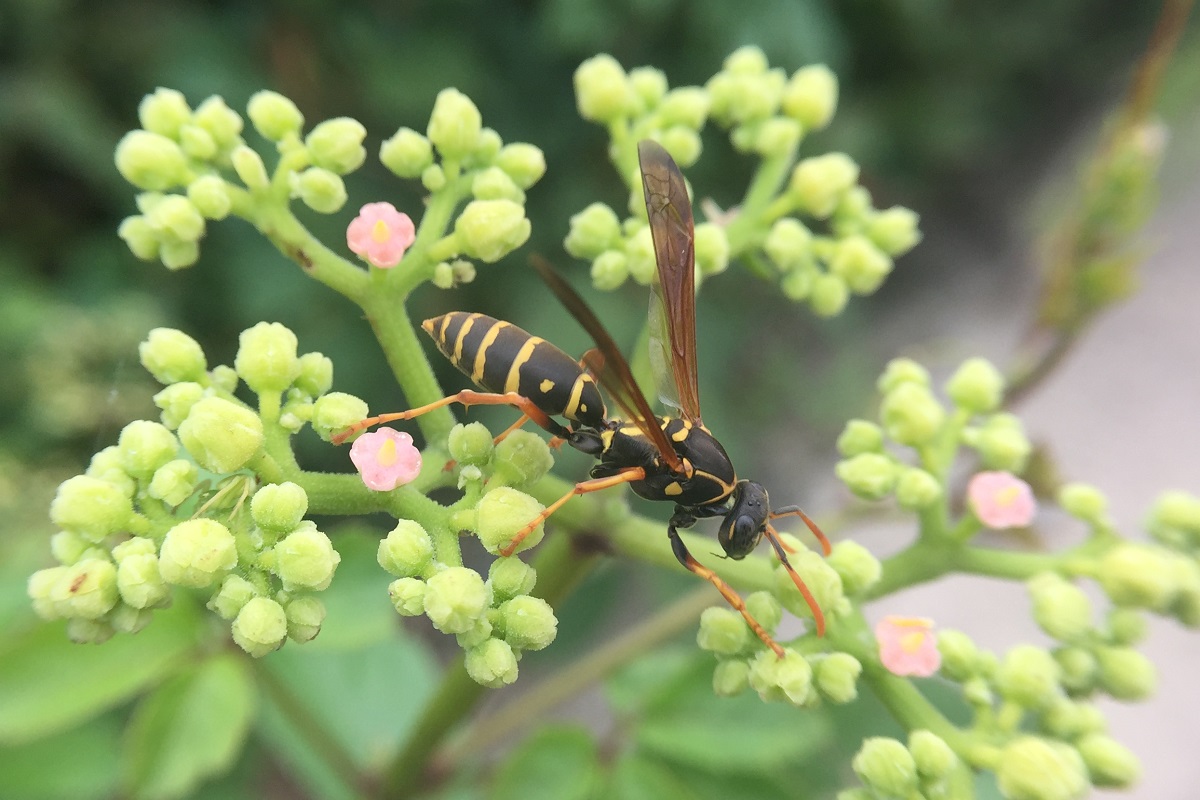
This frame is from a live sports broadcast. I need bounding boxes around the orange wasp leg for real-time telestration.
[331,390,569,445]
[498,467,647,557]
[769,505,832,556]
[764,523,826,637]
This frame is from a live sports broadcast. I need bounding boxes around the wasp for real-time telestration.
[337,140,829,653]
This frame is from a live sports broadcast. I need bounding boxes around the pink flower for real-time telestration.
[876,616,941,677]
[347,202,416,268]
[967,471,1036,529]
[349,429,422,490]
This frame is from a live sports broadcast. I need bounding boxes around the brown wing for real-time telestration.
[638,140,701,423]
[530,256,683,473]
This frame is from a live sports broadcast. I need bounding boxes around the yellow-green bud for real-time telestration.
[808,272,848,317]
[1076,734,1140,788]
[472,166,524,203]
[113,537,157,562]
[424,566,489,634]
[247,90,304,141]
[781,64,838,130]
[836,452,897,500]
[50,475,133,543]
[427,88,482,161]
[159,239,200,270]
[622,226,656,285]
[454,199,530,263]
[877,357,930,393]
[118,215,160,261]
[628,66,668,109]
[748,649,813,706]
[660,126,702,167]
[753,117,802,158]
[210,365,238,393]
[659,87,709,130]
[836,420,884,457]
[909,730,957,779]
[1094,646,1156,701]
[285,595,326,643]
[139,87,191,138]
[116,552,169,609]
[235,321,301,394]
[456,617,493,650]
[694,222,729,276]
[66,618,115,644]
[1107,608,1147,646]
[378,520,435,579]
[178,123,217,160]
[790,153,859,218]
[494,143,546,190]
[293,352,333,398]
[498,595,557,651]
[764,217,814,271]
[232,596,288,657]
[50,558,119,620]
[305,117,366,174]
[1054,647,1098,695]
[866,206,922,256]
[852,738,918,798]
[311,392,369,442]
[159,518,237,588]
[110,605,153,635]
[1041,698,1105,739]
[28,567,67,620]
[292,167,347,214]
[251,481,308,532]
[140,328,207,385]
[492,430,553,489]
[417,164,444,193]
[208,574,258,620]
[712,658,750,697]
[85,447,135,498]
[1097,543,1178,611]
[996,737,1088,800]
[829,234,892,295]
[997,645,1063,710]
[565,202,622,260]
[775,549,843,622]
[780,265,815,301]
[153,382,204,430]
[50,531,88,566]
[230,144,270,190]
[964,413,1032,472]
[946,357,1005,413]
[117,419,178,478]
[706,58,783,125]
[389,577,427,616]
[814,652,862,704]
[147,459,196,507]
[1028,573,1093,642]
[937,629,980,681]
[881,381,945,446]
[1058,483,1109,527]
[1147,490,1200,549]
[192,96,244,148]
[446,422,494,467]
[380,127,433,179]
[475,487,545,555]
[833,186,873,234]
[488,557,536,602]
[895,467,943,510]
[745,591,783,633]
[270,522,340,591]
[115,130,190,191]
[187,175,232,220]
[591,250,629,291]
[465,638,519,688]
[574,54,632,123]
[697,606,752,656]
[468,128,503,167]
[178,396,264,473]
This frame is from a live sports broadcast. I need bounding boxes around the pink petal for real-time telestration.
[876,616,940,677]
[968,471,1036,529]
[349,429,422,491]
[346,202,416,269]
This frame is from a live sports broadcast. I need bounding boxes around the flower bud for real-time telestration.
[620,226,655,285]
[895,467,943,510]
[178,396,264,473]
[706,62,782,125]
[424,566,489,634]
[247,90,303,141]
[115,130,190,191]
[697,606,752,656]
[85,447,134,497]
[419,163,446,192]
[764,218,814,271]
[827,541,882,596]
[118,215,160,261]
[712,659,750,697]
[110,604,153,634]
[229,144,269,190]
[866,206,922,257]
[153,383,204,431]
[140,328,207,384]
[378,520,435,578]
[291,352,333,399]
[996,737,1088,800]
[1053,647,1098,695]
[1076,734,1140,788]
[1028,573,1092,642]
[271,522,340,591]
[852,738,917,798]
[878,358,930,394]
[1147,490,1200,549]
[454,199,530,263]
[937,629,980,681]
[628,66,668,109]
[964,413,1032,473]
[465,638,519,688]
[192,96,243,147]
[232,596,288,657]
[50,475,133,543]
[1041,698,1104,739]
[50,531,88,566]
[146,194,205,243]
[487,559,536,604]
[909,730,957,779]
[574,54,632,123]
[997,645,1063,711]
[835,453,897,500]
[291,167,347,214]
[1053,484,1107,530]
[835,420,883,457]
[946,357,1004,414]
[286,595,326,643]
[1107,607,1147,646]
[789,153,859,218]
[881,382,945,446]
[67,618,115,644]
[178,123,217,160]
[117,552,170,609]
[389,577,427,616]
[139,88,191,138]
[748,649,813,706]
[303,117,366,174]
[565,203,622,260]
[829,234,892,295]
[781,65,838,130]
[186,174,232,220]
[494,143,546,189]
[1097,543,1178,610]
[51,558,120,619]
[158,239,200,270]
[814,652,862,704]
[456,617,494,650]
[117,420,178,479]
[444,422,493,467]
[752,117,802,158]
[809,272,849,317]
[492,430,553,489]
[660,126,703,167]
[28,567,67,619]
[471,166,524,203]
[311,392,370,441]
[498,595,557,651]
[251,481,308,532]
[426,88,482,161]
[1094,646,1156,700]
[774,549,843,622]
[694,223,729,276]
[159,518,237,588]
[745,591,783,633]
[235,321,301,395]
[475,487,545,555]
[208,574,258,619]
[380,127,434,178]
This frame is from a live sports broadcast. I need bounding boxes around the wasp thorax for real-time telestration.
[718,480,770,559]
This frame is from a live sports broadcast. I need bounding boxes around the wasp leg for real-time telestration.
[763,523,826,637]
[331,391,571,445]
[666,523,787,658]
[769,505,832,556]
[498,467,647,557]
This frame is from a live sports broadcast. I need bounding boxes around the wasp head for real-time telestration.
[717,480,770,559]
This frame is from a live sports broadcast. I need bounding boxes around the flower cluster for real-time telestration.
[846,731,962,800]
[568,47,921,317]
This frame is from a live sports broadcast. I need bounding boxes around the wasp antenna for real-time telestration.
[764,523,826,637]
[770,506,832,557]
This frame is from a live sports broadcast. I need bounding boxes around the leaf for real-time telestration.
[0,603,200,743]
[605,646,705,715]
[122,653,255,800]
[0,713,122,800]
[490,726,601,800]
[606,752,695,800]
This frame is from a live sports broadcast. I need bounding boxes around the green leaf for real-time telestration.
[122,653,256,800]
[0,603,200,743]
[606,752,694,800]
[0,713,122,800]
[490,726,601,800]
[605,646,705,715]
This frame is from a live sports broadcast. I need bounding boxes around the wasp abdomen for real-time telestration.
[422,312,606,428]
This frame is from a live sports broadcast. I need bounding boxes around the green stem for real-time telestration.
[725,145,798,255]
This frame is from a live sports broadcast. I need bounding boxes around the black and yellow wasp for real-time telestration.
[339,140,829,653]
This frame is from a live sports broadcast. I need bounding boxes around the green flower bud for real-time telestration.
[50,475,133,543]
[471,166,524,203]
[235,321,301,395]
[291,167,347,214]
[28,567,67,619]
[230,144,269,190]
[909,730,957,780]
[827,541,882,596]
[117,420,178,478]
[660,126,703,167]
[866,206,922,256]
[809,272,849,317]
[1097,543,1178,610]
[118,215,160,261]
[110,604,154,635]
[424,566,489,634]
[389,577,427,616]
[115,130,190,191]
[498,595,557,651]
[694,223,729,276]
[657,87,708,130]
[590,250,629,291]
[444,422,493,467]
[50,531,88,566]
[427,88,482,161]
[311,392,369,441]
[628,66,668,109]
[832,187,873,236]
[232,596,288,657]
[418,164,445,192]
[1076,734,1140,788]
[159,239,200,270]
[494,143,545,189]
[946,357,1005,414]
[852,738,917,798]
[456,617,494,650]
[191,96,244,148]
[878,358,930,394]
[835,452,897,500]
[1028,573,1093,642]
[962,676,994,707]
[774,549,843,622]
[466,127,501,168]
[251,481,308,532]
[186,174,232,220]
[66,618,115,645]
[621,226,655,285]
[789,153,859,218]
[285,354,331,400]
[488,559,536,603]
[996,645,1063,710]
[697,606,752,656]
[1147,490,1200,549]
[779,266,814,301]
[707,58,783,125]
[208,574,258,619]
[116,552,169,609]
[493,430,553,489]
[111,534,154,560]
[159,518,237,588]
[712,658,750,697]
[305,117,366,174]
[835,420,884,457]
[209,365,238,393]
[574,54,632,123]
[178,396,264,473]
[455,199,530,263]
[1094,646,1155,700]
[153,382,204,430]
[937,629,980,681]
[285,594,326,643]
[1057,485,1109,530]
[1041,698,1105,739]
[764,218,814,271]
[465,638,519,688]
[996,737,1088,800]
[781,64,838,130]
[139,87,191,138]
[964,413,1032,473]
[829,234,892,294]
[247,90,304,141]
[1107,607,1147,646]
[748,649,813,706]
[565,203,622,260]
[475,487,545,555]
[51,558,119,620]
[378,519,435,579]
[140,328,207,384]
[752,117,802,158]
[895,467,943,510]
[1054,646,1098,695]
[380,126,434,178]
[271,522,340,591]
[881,382,945,446]
[814,652,862,704]
[745,591,783,633]
[178,123,217,160]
